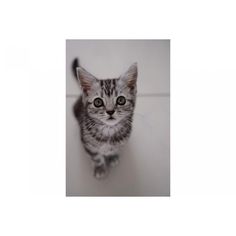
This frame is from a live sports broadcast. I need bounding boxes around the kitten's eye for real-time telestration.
[116,96,126,105]
[93,98,104,107]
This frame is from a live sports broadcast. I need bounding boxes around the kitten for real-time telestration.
[72,59,138,179]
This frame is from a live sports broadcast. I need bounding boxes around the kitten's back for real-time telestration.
[73,96,83,122]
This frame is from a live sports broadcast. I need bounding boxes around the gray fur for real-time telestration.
[73,61,137,179]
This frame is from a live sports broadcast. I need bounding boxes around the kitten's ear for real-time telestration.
[120,63,138,89]
[76,66,97,94]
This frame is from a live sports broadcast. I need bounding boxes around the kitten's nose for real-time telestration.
[106,110,115,116]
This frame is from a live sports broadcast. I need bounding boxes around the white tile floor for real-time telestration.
[66,95,170,196]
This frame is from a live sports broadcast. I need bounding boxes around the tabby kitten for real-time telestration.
[73,59,137,179]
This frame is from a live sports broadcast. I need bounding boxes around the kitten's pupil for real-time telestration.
[116,96,126,105]
[94,98,103,107]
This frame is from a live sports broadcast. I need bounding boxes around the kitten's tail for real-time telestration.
[72,58,83,121]
[72,58,79,79]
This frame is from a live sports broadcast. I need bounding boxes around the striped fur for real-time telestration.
[73,60,137,179]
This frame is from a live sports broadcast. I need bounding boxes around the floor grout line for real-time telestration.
[66,93,170,98]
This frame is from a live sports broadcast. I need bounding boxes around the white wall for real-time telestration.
[66,40,170,95]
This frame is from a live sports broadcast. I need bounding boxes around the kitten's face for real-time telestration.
[86,79,136,125]
[76,63,137,126]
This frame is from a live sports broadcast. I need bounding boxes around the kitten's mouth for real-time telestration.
[108,116,115,120]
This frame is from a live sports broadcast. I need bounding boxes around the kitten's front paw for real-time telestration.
[106,155,119,168]
[94,165,108,179]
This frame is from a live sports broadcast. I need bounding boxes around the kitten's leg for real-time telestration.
[105,154,119,168]
[91,154,108,179]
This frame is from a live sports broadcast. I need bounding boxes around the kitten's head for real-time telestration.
[76,63,138,126]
